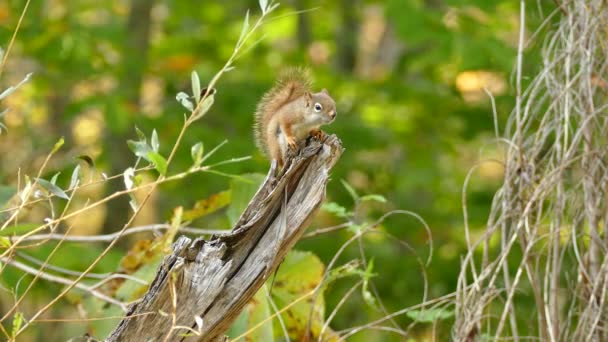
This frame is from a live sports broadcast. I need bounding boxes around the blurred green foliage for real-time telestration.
[0,0,557,340]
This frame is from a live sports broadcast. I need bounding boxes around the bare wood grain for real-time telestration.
[107,135,343,341]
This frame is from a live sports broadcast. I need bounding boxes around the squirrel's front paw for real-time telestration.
[286,136,297,150]
[309,129,326,140]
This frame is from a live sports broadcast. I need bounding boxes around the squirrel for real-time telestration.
[254,67,337,168]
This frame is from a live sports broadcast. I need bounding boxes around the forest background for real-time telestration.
[0,0,560,341]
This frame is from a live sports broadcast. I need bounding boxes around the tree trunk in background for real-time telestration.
[294,0,311,50]
[335,0,359,72]
[103,0,155,232]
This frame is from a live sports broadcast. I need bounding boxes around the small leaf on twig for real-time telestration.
[191,92,215,122]
[237,10,250,47]
[70,164,81,189]
[259,0,268,13]
[151,129,160,152]
[36,178,69,200]
[147,152,168,176]
[191,142,204,167]
[127,140,153,159]
[191,71,201,103]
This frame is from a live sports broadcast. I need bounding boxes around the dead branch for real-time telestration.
[106,135,343,341]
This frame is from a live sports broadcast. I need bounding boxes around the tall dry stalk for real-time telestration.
[456,1,608,340]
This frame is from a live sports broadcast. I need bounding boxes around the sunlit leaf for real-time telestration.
[127,140,152,159]
[406,308,454,323]
[259,0,268,13]
[70,164,81,189]
[11,312,24,338]
[361,259,378,309]
[191,142,204,167]
[151,129,160,152]
[19,177,32,203]
[36,178,69,200]
[360,194,387,203]
[237,10,250,47]
[268,250,338,341]
[0,236,10,248]
[52,137,65,153]
[321,202,350,218]
[191,92,215,122]
[228,285,274,341]
[50,172,60,185]
[147,151,168,176]
[183,190,231,221]
[191,71,201,103]
[135,126,146,142]
[340,179,359,202]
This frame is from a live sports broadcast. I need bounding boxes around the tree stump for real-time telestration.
[107,135,343,341]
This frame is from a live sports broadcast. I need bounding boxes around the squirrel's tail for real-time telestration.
[254,67,312,156]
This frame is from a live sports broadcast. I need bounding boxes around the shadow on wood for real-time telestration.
[107,135,343,341]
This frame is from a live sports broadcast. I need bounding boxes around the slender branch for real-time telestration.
[0,256,128,311]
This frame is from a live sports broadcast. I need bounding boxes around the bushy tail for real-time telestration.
[254,67,312,156]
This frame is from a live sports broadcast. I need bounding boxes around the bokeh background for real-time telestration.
[0,0,556,340]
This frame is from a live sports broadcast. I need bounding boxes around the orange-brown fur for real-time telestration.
[254,68,337,167]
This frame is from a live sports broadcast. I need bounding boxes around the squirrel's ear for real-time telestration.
[321,88,330,95]
[304,91,312,107]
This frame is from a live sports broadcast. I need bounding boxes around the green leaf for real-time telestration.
[147,151,168,176]
[321,202,350,218]
[267,250,339,341]
[340,180,359,202]
[183,190,231,221]
[191,142,204,167]
[0,236,10,248]
[52,137,65,153]
[347,223,365,234]
[406,308,454,323]
[237,10,250,46]
[50,172,60,185]
[361,259,378,309]
[11,312,24,338]
[76,155,95,168]
[360,194,387,203]
[70,164,81,189]
[191,92,215,122]
[135,126,147,142]
[151,129,160,152]
[127,140,153,159]
[0,223,39,237]
[228,285,274,342]
[191,71,201,103]
[36,178,69,200]
[259,0,268,13]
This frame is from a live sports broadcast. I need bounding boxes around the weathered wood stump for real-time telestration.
[107,135,343,341]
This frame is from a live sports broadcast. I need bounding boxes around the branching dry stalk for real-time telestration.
[456,1,608,340]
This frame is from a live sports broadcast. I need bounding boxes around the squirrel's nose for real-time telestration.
[329,110,337,119]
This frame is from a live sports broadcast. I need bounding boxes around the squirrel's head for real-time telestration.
[305,89,337,124]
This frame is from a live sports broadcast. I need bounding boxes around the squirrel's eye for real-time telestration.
[314,103,323,112]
